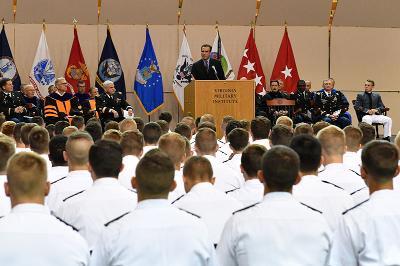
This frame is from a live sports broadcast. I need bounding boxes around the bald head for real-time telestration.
[6,152,49,206]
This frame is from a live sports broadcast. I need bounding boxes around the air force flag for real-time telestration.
[0,24,21,90]
[29,29,56,98]
[96,26,126,99]
[134,27,164,115]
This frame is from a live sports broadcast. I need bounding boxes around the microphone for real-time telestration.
[211,66,219,80]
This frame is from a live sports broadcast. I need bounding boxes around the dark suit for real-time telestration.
[96,93,132,123]
[0,91,27,122]
[354,92,385,117]
[191,58,225,80]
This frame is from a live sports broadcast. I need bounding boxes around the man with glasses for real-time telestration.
[43,77,82,125]
[354,79,392,141]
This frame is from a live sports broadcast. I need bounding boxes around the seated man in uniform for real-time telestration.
[90,149,217,265]
[43,77,82,125]
[0,152,89,265]
[96,80,133,124]
[329,141,400,265]
[314,78,351,128]
[22,84,43,118]
[293,80,314,124]
[217,146,332,265]
[0,78,27,123]
[74,80,90,106]
[354,79,392,141]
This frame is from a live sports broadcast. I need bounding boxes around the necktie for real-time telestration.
[204,60,209,72]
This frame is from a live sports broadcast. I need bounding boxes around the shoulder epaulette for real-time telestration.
[104,212,131,227]
[350,187,367,195]
[53,215,79,232]
[50,175,68,185]
[300,202,323,214]
[128,188,137,193]
[171,194,185,204]
[218,149,228,155]
[349,169,361,177]
[178,208,201,218]
[321,180,344,190]
[225,188,239,194]
[343,199,369,215]
[222,157,232,163]
[63,190,85,202]
[233,202,259,215]
[318,169,325,174]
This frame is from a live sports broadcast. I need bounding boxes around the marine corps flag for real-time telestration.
[134,27,164,115]
[96,26,126,99]
[237,28,266,95]
[0,25,21,90]
[64,26,90,94]
[270,26,300,93]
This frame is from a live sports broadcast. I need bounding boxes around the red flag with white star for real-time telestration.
[270,27,300,93]
[64,26,90,94]
[237,28,266,95]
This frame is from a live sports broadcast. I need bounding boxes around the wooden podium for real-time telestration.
[184,80,255,138]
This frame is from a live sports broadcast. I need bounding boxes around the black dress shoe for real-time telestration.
[383,136,391,142]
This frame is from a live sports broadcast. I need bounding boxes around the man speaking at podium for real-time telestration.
[191,44,226,80]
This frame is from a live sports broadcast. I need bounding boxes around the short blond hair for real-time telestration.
[317,125,345,156]
[102,129,122,143]
[276,116,293,129]
[158,132,186,165]
[0,135,16,171]
[119,118,137,133]
[7,152,47,198]
[395,131,400,150]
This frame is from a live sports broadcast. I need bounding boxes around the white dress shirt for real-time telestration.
[173,182,243,244]
[54,177,137,250]
[118,155,140,189]
[223,153,245,185]
[48,166,69,183]
[343,151,361,174]
[168,169,186,203]
[90,199,218,266]
[329,189,400,266]
[318,163,369,204]
[293,174,354,230]
[0,175,10,217]
[15,147,30,153]
[46,170,93,212]
[217,192,332,266]
[0,203,89,266]
[203,155,243,192]
[226,179,264,207]
[251,138,271,150]
[142,145,157,157]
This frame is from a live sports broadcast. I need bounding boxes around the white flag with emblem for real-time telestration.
[29,29,56,98]
[211,30,235,80]
[172,31,193,110]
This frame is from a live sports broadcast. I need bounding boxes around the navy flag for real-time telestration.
[96,26,126,99]
[134,27,164,115]
[0,25,21,90]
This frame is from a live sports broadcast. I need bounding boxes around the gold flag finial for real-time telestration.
[42,19,46,31]
[178,0,184,9]
[73,18,78,28]
[146,23,149,29]
[284,21,288,30]
[2,18,5,26]
[215,21,219,30]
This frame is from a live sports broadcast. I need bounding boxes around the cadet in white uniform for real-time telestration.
[158,132,187,202]
[141,122,161,157]
[47,132,94,212]
[250,117,271,150]
[290,134,354,230]
[0,136,15,217]
[55,139,138,251]
[118,130,143,189]
[0,152,89,266]
[173,156,243,244]
[222,128,249,182]
[194,128,243,192]
[47,135,69,183]
[343,126,363,174]
[329,141,400,266]
[91,149,217,266]
[317,125,369,204]
[226,144,265,207]
[217,146,332,266]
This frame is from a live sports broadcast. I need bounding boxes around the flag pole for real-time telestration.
[12,0,17,58]
[177,0,184,123]
[97,0,102,64]
[328,0,338,78]
[254,0,261,38]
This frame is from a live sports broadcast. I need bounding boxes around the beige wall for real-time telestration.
[5,24,400,134]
